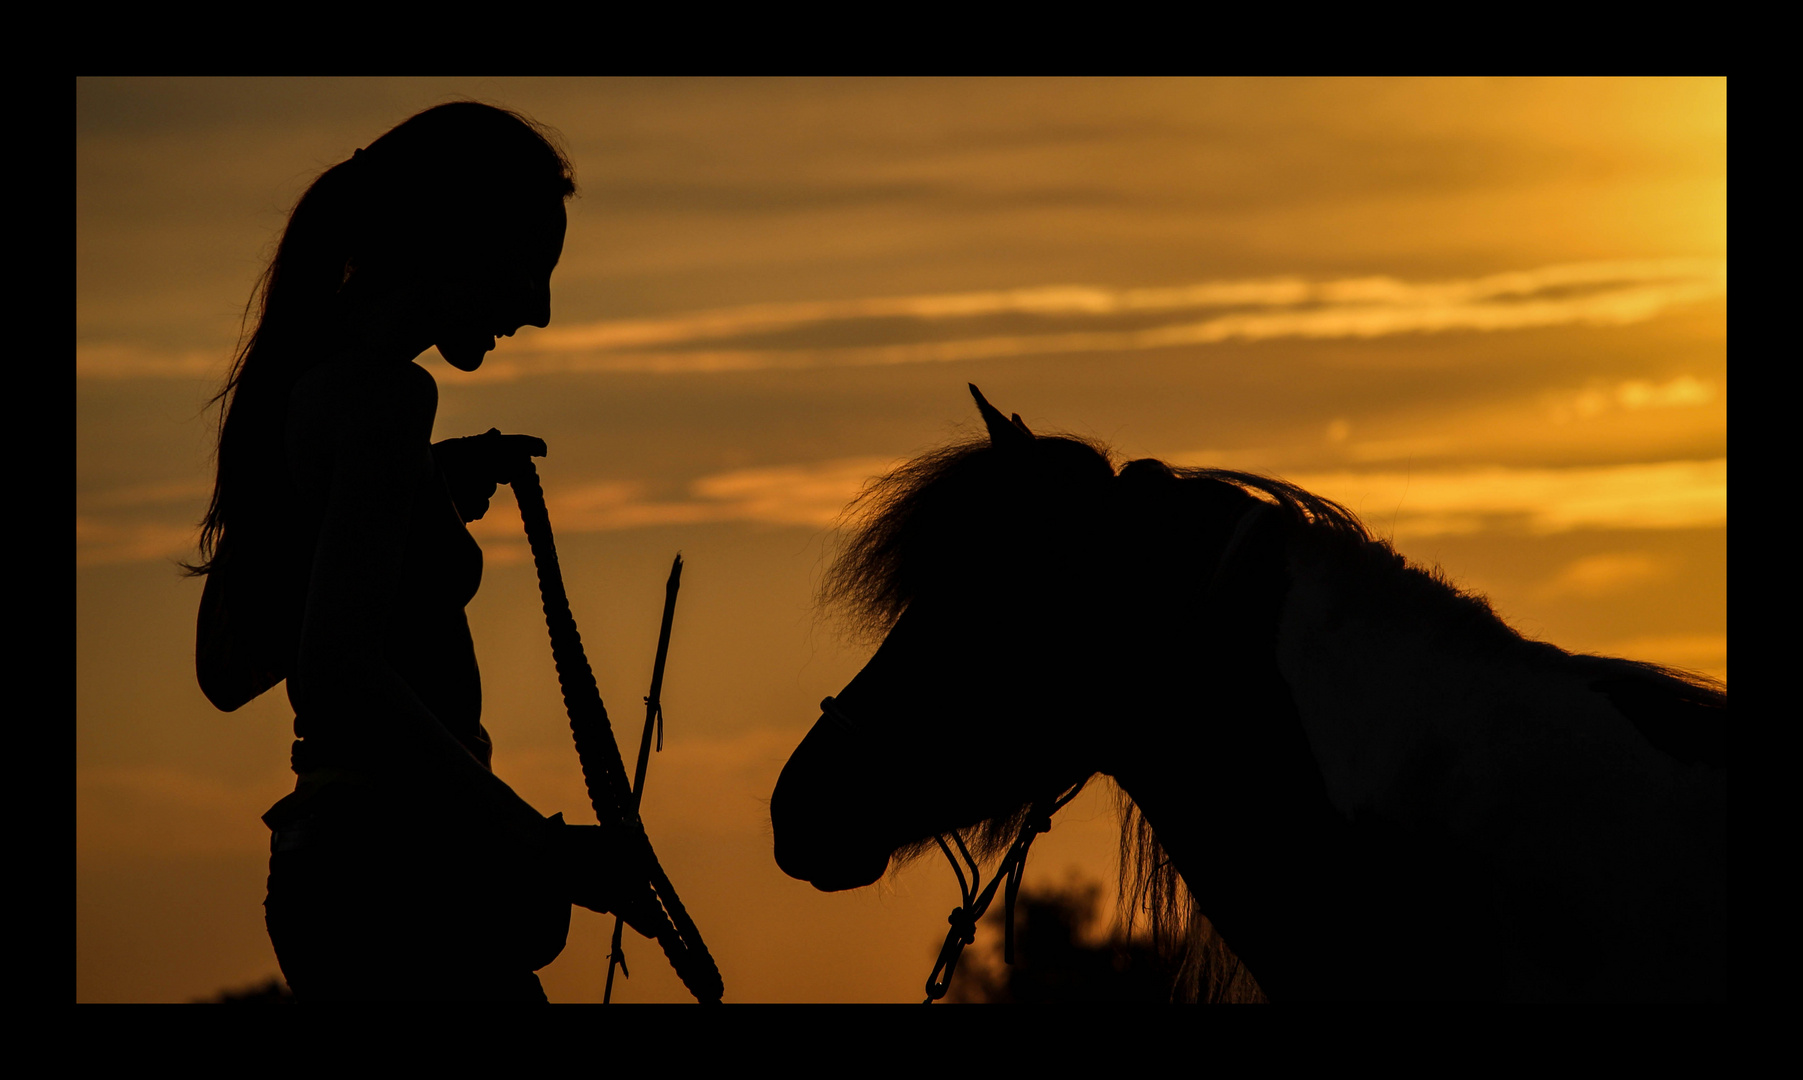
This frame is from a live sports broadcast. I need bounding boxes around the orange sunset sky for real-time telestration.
[76,77,1726,1002]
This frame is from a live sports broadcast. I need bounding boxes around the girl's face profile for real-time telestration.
[433,200,567,373]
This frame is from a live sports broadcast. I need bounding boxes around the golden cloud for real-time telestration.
[79,259,1727,381]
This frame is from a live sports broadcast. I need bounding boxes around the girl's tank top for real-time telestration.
[273,456,490,828]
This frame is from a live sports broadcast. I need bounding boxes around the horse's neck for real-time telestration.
[1113,536,1549,999]
[1107,524,1378,1000]
[1274,537,1592,831]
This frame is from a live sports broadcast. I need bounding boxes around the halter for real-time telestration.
[818,694,1088,1004]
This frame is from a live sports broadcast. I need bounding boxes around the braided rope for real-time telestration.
[510,461,724,1004]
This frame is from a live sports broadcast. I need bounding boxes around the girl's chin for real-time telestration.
[438,336,496,371]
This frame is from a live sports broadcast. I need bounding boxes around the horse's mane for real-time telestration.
[819,435,1371,642]
[820,432,1723,1002]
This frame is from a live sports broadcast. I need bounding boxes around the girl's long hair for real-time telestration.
[190,102,574,707]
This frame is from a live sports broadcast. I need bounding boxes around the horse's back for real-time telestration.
[1464,663,1725,1001]
[1276,543,1724,999]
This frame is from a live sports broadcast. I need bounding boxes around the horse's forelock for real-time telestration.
[819,434,1118,641]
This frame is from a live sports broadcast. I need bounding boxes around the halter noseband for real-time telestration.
[819,694,860,736]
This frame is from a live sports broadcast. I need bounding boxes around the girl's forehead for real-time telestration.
[462,199,565,261]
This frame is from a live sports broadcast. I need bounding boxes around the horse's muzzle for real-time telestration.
[770,713,894,891]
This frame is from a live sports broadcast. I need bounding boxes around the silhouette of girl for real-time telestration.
[192,102,649,1001]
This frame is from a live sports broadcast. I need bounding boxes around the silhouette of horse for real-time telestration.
[771,386,1725,1002]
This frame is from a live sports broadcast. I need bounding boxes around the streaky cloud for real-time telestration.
[1263,458,1728,538]
[489,456,1729,538]
[521,257,1724,353]
[486,278,1723,378]
[77,455,1727,567]
[78,258,1726,381]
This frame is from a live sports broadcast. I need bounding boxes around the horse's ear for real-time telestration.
[970,384,1034,449]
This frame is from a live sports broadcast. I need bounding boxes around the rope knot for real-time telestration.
[947,908,978,943]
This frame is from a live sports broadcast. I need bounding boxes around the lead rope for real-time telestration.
[921,778,1088,1003]
[511,461,724,1004]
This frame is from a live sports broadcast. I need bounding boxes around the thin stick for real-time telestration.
[605,553,684,1003]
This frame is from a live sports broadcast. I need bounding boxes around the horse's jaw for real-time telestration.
[779,849,892,893]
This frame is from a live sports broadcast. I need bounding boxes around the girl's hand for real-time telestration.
[432,428,548,522]
[551,817,665,939]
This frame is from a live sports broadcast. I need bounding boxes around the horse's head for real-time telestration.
[771,386,1259,891]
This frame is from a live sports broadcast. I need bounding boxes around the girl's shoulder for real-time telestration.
[287,357,439,496]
